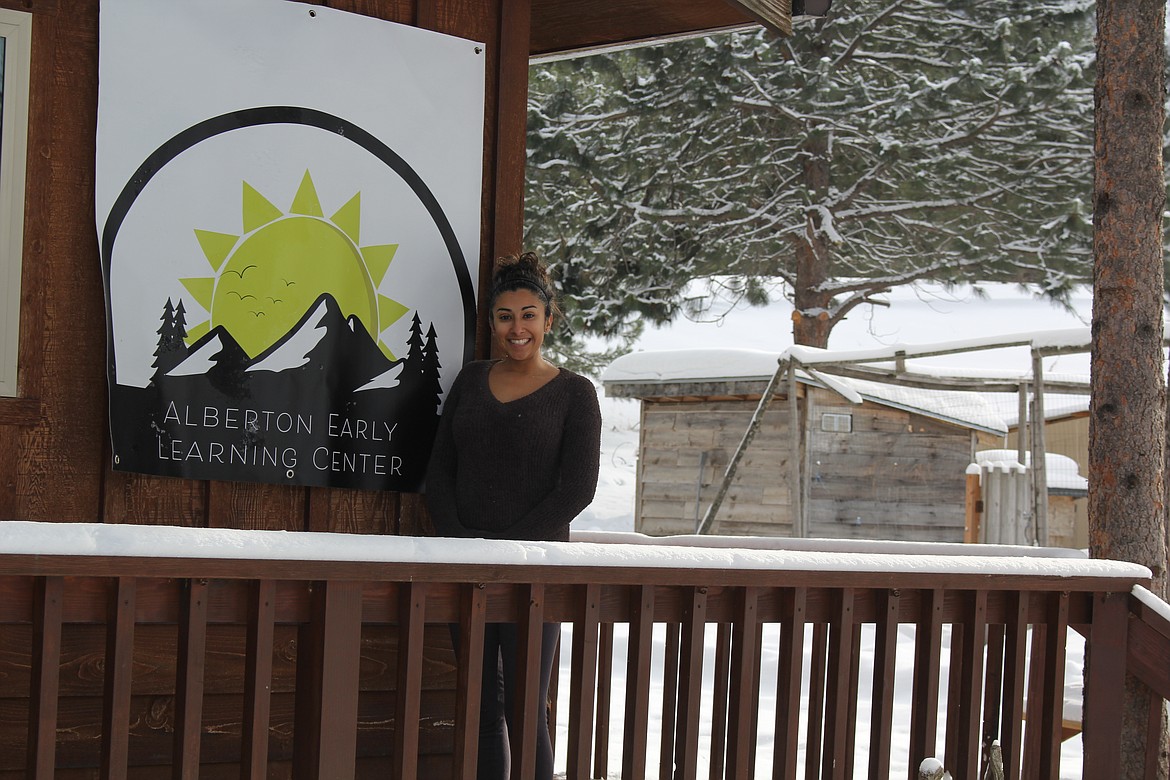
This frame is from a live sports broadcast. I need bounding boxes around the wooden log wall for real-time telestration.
[0,0,526,533]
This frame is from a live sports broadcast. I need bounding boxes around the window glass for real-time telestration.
[0,10,30,398]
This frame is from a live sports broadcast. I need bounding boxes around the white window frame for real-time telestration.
[0,9,31,397]
[821,412,853,433]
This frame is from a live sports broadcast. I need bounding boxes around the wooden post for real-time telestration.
[1030,350,1049,545]
[100,577,137,780]
[788,361,805,537]
[294,580,363,780]
[27,576,62,780]
[1082,591,1128,776]
[964,465,982,544]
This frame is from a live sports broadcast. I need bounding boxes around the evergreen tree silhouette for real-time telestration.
[422,323,442,411]
[173,299,189,348]
[151,299,176,385]
[405,313,426,375]
[150,297,190,384]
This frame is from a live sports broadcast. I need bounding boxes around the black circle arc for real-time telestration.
[99,105,478,384]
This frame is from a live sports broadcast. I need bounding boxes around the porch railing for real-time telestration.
[0,522,1165,779]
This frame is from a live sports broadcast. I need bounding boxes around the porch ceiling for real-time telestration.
[529,0,769,59]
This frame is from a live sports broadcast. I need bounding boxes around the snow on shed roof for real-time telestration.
[602,322,1105,434]
[601,348,779,384]
[603,348,1010,434]
[784,327,1092,366]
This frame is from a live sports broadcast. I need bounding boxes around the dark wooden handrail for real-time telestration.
[0,522,1164,779]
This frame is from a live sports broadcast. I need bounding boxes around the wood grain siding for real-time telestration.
[636,399,794,537]
[807,398,971,542]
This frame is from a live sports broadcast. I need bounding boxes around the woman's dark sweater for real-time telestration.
[424,360,602,542]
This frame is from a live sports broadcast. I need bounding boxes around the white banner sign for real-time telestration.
[96,0,485,491]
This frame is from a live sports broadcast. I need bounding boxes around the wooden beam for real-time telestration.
[530,0,756,59]
[724,0,792,36]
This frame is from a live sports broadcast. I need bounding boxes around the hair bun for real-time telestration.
[490,251,559,318]
[493,251,552,292]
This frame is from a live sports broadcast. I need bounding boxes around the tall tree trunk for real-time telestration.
[1091,1,1168,776]
[792,228,833,347]
[792,133,833,348]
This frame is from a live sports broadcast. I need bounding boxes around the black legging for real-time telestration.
[452,622,561,780]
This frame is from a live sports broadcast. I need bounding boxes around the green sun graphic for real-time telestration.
[180,171,409,359]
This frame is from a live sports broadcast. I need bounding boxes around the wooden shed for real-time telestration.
[603,348,1010,542]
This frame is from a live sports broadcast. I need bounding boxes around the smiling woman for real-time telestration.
[0,8,31,398]
[425,251,602,780]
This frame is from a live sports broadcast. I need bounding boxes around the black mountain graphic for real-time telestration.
[165,325,251,399]
[242,292,401,399]
[110,291,444,492]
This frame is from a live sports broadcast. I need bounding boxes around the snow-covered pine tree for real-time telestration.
[526,0,1095,351]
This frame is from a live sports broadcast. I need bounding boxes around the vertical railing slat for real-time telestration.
[293,579,363,780]
[945,622,964,765]
[804,622,828,780]
[747,620,763,780]
[321,581,363,777]
[868,588,900,780]
[908,588,943,780]
[100,576,137,780]
[844,624,862,779]
[454,583,487,780]
[394,582,428,780]
[1021,623,1047,779]
[512,583,546,780]
[595,623,614,778]
[622,584,655,780]
[774,587,806,780]
[982,623,1006,761]
[1037,592,1069,780]
[568,583,601,780]
[241,579,276,779]
[726,587,761,780]
[660,622,681,780]
[1001,591,1029,780]
[27,575,63,780]
[676,587,708,780]
[823,588,855,780]
[955,590,988,779]
[173,578,208,780]
[1082,590,1127,777]
[709,621,732,780]
[907,589,945,776]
